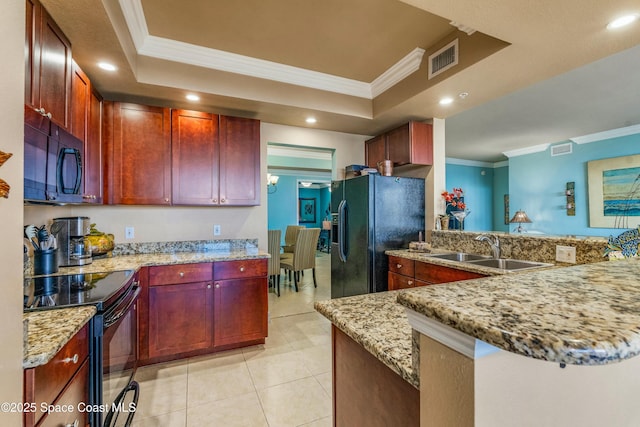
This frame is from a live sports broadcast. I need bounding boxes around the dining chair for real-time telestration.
[280,228,321,292]
[267,229,282,296]
[282,225,304,254]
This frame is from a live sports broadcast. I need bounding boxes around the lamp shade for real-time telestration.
[509,210,532,223]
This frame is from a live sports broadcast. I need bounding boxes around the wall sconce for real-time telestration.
[267,173,279,194]
[509,209,532,233]
[565,182,575,216]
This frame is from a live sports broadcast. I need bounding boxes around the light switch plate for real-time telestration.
[213,225,221,236]
[556,245,576,263]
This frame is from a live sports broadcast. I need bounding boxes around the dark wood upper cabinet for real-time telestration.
[25,0,72,130]
[365,121,433,168]
[171,109,220,205]
[69,60,89,142]
[84,88,103,203]
[105,102,172,205]
[219,116,261,206]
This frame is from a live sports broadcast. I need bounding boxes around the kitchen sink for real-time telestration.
[466,258,553,271]
[428,252,492,262]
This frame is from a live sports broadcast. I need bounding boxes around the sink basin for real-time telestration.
[466,258,553,271]
[428,252,492,262]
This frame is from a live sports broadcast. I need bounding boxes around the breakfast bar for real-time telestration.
[317,256,640,427]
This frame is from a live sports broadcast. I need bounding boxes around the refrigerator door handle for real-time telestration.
[338,199,348,262]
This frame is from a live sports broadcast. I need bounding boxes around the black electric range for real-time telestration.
[23,270,136,312]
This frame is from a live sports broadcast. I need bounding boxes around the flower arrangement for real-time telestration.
[441,187,466,212]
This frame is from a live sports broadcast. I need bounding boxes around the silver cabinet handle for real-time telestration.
[396,263,402,269]
[164,198,170,203]
[239,267,245,272]
[64,420,79,427]
[408,280,414,286]
[213,198,218,203]
[62,354,79,364]
[179,272,184,277]
[215,283,220,289]
[207,284,211,289]
[220,198,226,203]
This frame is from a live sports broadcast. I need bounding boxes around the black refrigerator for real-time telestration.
[331,174,425,298]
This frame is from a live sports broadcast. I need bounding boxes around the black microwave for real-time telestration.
[24,107,84,204]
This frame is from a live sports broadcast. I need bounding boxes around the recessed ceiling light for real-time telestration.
[607,14,639,29]
[97,62,116,71]
[458,92,469,99]
[439,97,454,105]
[186,94,200,101]
[305,117,317,124]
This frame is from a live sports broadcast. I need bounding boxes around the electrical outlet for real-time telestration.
[125,226,135,239]
[556,245,576,264]
[213,224,221,236]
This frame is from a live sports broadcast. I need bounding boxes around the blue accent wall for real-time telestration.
[445,163,494,231]
[508,133,640,237]
[493,165,509,232]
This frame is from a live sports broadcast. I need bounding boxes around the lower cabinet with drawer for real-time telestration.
[23,324,89,427]
[139,259,268,364]
[388,255,486,290]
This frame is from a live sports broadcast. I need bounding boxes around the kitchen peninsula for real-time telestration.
[317,256,640,427]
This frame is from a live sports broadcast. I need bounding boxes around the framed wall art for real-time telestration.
[299,197,316,223]
[587,154,640,228]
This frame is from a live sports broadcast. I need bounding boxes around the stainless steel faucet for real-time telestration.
[475,234,501,259]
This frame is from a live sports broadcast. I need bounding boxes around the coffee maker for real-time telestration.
[52,216,92,267]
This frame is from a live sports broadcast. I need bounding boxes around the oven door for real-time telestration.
[100,282,141,427]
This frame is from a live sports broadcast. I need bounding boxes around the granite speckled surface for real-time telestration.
[314,292,419,389]
[398,257,640,366]
[23,306,96,369]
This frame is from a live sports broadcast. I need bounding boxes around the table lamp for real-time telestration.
[510,210,532,233]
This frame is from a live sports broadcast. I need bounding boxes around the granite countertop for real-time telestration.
[23,306,96,369]
[314,291,419,389]
[386,249,556,276]
[398,257,640,366]
[30,249,269,277]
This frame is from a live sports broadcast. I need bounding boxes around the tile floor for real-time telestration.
[131,253,333,427]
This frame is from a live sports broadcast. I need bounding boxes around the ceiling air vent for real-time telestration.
[428,39,459,79]
[551,142,573,156]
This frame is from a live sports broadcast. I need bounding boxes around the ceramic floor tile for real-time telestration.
[315,372,333,398]
[258,376,332,427]
[134,375,188,419]
[246,347,313,389]
[187,350,255,406]
[297,416,332,427]
[299,344,332,376]
[131,409,186,427]
[186,392,268,427]
[281,323,332,350]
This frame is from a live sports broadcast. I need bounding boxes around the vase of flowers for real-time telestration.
[441,187,470,230]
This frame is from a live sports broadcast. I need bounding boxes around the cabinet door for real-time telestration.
[69,61,89,142]
[34,3,72,129]
[84,88,103,203]
[387,122,433,166]
[171,109,220,205]
[25,0,40,108]
[218,116,260,205]
[414,261,486,284]
[365,134,386,168]
[213,277,268,347]
[37,360,89,427]
[148,282,213,359]
[110,103,171,205]
[388,272,415,291]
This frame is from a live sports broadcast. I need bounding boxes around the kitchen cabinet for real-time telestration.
[365,121,433,168]
[146,263,213,360]
[23,323,89,427]
[387,255,486,290]
[104,102,172,205]
[25,0,72,130]
[218,115,261,206]
[213,259,268,348]
[84,88,103,203]
[171,109,220,205]
[140,260,268,364]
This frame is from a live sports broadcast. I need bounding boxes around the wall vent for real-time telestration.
[551,142,573,156]
[428,39,459,79]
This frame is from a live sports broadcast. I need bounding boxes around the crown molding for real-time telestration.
[569,124,640,144]
[446,157,503,168]
[118,0,422,99]
[502,143,550,158]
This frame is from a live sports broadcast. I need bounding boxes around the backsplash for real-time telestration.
[431,231,608,265]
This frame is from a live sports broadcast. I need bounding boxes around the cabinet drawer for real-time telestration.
[214,259,268,280]
[415,261,486,284]
[388,272,415,291]
[388,256,415,277]
[26,323,88,425]
[149,263,213,286]
[38,359,89,427]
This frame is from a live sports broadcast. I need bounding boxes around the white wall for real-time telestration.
[24,122,367,251]
[1,0,27,423]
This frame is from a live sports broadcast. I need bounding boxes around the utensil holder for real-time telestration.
[33,249,58,275]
